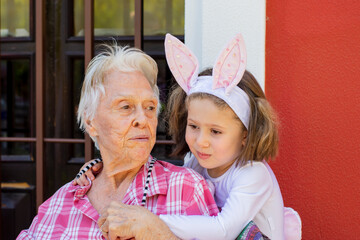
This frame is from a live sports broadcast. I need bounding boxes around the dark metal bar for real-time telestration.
[44,138,85,143]
[0,6,2,233]
[165,0,173,33]
[155,140,175,145]
[35,0,45,208]
[134,0,143,49]
[84,0,94,162]
[0,137,37,142]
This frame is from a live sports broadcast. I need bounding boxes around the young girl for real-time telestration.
[75,33,301,240]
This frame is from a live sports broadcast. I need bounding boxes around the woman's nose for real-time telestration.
[132,108,147,128]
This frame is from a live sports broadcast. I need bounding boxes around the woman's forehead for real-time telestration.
[100,71,157,103]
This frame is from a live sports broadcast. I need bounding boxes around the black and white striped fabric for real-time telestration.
[75,156,156,207]
[75,158,103,179]
[141,157,156,206]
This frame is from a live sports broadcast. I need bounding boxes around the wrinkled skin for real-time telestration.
[98,201,179,240]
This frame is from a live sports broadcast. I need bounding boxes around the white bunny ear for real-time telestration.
[164,33,199,94]
[212,33,247,94]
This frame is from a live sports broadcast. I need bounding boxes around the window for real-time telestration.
[0,0,32,39]
[1,57,34,161]
[71,0,184,37]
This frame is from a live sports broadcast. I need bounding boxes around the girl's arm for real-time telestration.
[160,163,273,240]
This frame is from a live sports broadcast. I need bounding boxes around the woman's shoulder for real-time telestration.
[49,181,78,197]
[39,181,79,209]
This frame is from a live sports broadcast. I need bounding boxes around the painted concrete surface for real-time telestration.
[266,1,360,239]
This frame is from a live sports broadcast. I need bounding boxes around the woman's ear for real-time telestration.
[85,118,98,138]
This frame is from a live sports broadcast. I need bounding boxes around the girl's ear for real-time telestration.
[242,129,248,146]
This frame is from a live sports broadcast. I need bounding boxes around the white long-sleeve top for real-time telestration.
[159,153,284,240]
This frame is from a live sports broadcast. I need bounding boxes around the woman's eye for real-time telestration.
[121,105,130,110]
[146,105,156,111]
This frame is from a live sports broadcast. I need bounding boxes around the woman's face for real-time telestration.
[185,98,247,178]
[88,70,158,171]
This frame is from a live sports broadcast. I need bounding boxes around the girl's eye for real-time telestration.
[211,129,222,135]
[188,124,198,130]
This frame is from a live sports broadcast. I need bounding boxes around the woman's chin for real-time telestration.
[124,149,152,165]
[132,151,152,162]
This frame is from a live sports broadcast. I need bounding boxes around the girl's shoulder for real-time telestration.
[231,161,274,188]
[183,152,205,174]
[233,160,268,172]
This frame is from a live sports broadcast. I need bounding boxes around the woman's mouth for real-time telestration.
[197,151,211,160]
[130,135,150,142]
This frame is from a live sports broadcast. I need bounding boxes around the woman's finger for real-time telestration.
[98,203,137,240]
[107,217,134,240]
[99,202,174,240]
[99,218,110,239]
[98,206,110,229]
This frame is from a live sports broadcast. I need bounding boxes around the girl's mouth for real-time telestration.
[197,151,211,160]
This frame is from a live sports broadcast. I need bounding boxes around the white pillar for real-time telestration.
[185,0,266,89]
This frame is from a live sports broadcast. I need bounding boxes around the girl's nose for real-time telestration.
[197,131,210,148]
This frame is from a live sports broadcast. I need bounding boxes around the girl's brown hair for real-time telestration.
[166,69,279,165]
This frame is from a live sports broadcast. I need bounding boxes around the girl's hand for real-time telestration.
[72,159,103,186]
[98,201,179,240]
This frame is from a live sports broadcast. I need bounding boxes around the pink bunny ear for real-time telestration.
[212,33,247,94]
[164,33,199,94]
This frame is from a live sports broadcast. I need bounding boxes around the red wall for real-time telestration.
[266,2,360,239]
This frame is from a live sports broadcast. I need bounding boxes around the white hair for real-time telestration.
[77,44,159,145]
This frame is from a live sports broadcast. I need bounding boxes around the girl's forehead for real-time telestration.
[187,96,229,112]
[188,98,233,118]
[187,97,243,126]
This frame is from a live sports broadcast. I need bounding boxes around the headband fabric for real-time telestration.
[164,33,250,129]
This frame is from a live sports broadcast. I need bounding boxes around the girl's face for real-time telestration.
[185,98,247,178]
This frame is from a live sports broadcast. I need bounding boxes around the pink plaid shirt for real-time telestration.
[17,160,218,239]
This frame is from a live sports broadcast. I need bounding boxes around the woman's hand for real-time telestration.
[98,201,179,240]
[72,159,103,186]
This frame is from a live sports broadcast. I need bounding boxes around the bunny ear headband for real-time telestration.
[164,33,250,129]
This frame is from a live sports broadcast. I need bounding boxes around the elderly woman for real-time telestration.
[17,44,218,240]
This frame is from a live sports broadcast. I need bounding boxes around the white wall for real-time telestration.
[185,0,266,89]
